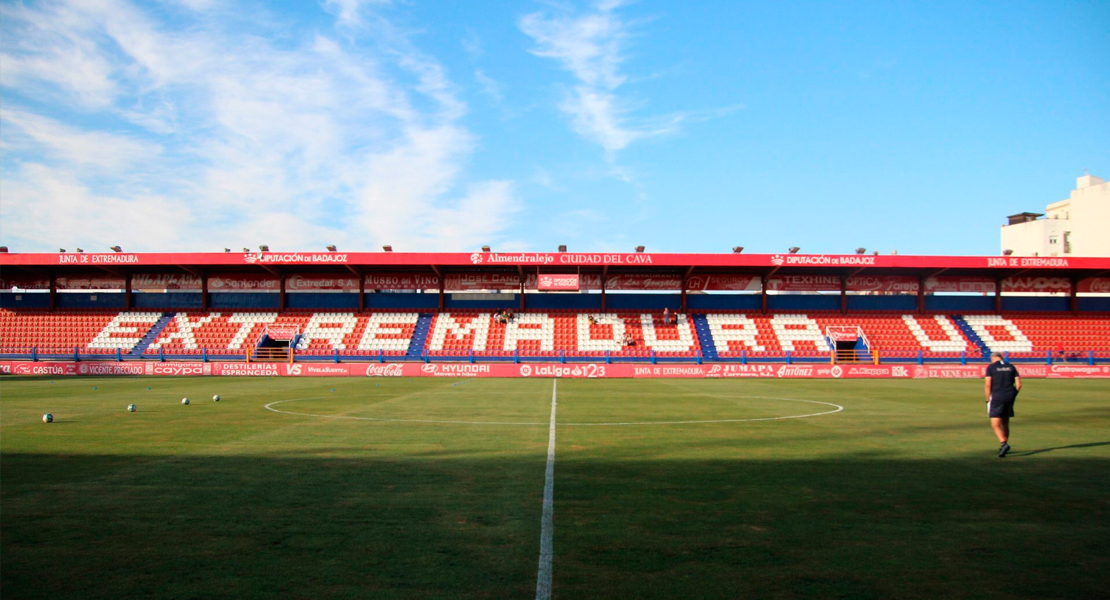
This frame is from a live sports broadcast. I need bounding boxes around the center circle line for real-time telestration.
[263,395,844,427]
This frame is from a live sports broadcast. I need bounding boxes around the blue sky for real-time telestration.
[1,0,1107,256]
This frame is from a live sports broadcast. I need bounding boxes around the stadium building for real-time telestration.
[1,249,1108,379]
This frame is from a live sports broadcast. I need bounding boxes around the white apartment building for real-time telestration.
[1001,174,1110,257]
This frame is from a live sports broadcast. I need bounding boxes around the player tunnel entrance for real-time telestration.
[827,326,875,364]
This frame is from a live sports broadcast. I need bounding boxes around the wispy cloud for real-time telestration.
[1,109,162,170]
[0,0,518,252]
[474,69,504,104]
[519,0,681,154]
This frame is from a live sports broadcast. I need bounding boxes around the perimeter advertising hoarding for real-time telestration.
[133,274,203,290]
[3,361,1108,379]
[537,274,580,291]
[1078,277,1110,294]
[208,274,281,291]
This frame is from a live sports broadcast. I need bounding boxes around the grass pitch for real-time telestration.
[2,375,1108,599]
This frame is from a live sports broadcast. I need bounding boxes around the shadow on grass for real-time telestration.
[1008,440,1110,457]
[2,452,1108,600]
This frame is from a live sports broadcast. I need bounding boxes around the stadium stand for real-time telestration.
[2,308,1107,362]
[0,310,152,354]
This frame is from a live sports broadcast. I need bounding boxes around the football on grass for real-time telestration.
[181,398,190,405]
[42,413,53,423]
[212,395,220,402]
[127,404,137,412]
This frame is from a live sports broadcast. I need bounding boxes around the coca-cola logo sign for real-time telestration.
[365,364,404,377]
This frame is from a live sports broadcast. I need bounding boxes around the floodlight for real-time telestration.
[788,246,800,254]
[110,245,122,252]
[382,245,393,252]
[76,248,84,253]
[635,246,645,253]
[482,245,491,252]
[872,250,879,255]
[242,248,250,253]
[558,245,567,252]
[0,246,7,253]
[59,248,66,253]
[1003,249,1013,256]
[326,245,337,252]
[224,248,231,253]
[891,250,898,255]
[259,245,269,252]
[732,246,744,253]
[855,247,866,254]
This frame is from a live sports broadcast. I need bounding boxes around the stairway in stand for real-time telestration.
[129,313,174,357]
[690,314,719,361]
[951,316,991,358]
[406,314,435,359]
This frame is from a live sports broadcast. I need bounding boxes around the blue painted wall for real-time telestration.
[1001,296,1069,312]
[55,293,126,309]
[0,293,51,309]
[767,294,839,311]
[287,293,360,309]
[208,293,281,310]
[366,293,438,309]
[846,295,917,311]
[526,293,603,310]
[605,294,682,311]
[1078,297,1110,312]
[687,294,762,310]
[445,294,519,310]
[134,293,203,310]
[925,295,995,312]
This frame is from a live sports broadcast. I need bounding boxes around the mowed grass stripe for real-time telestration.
[551,378,1110,600]
[1,376,554,599]
[2,376,1108,599]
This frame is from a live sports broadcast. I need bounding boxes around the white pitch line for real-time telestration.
[535,379,557,600]
[262,395,843,427]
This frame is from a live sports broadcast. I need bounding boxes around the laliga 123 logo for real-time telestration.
[770,254,785,266]
[469,252,483,265]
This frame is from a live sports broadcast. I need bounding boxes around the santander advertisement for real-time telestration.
[3,361,1108,379]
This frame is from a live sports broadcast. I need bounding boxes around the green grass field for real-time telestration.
[2,375,1108,599]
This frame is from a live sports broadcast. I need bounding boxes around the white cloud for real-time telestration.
[0,109,162,170]
[520,0,680,153]
[0,0,519,252]
[474,69,504,104]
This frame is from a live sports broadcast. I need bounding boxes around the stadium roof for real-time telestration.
[1,250,1108,277]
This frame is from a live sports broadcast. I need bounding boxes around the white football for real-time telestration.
[127,404,137,412]
[42,413,53,423]
[212,394,220,402]
[181,398,190,405]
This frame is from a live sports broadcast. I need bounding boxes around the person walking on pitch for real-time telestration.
[984,352,1021,457]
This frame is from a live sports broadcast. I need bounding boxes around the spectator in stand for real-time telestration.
[663,307,671,325]
[588,314,597,325]
[1056,343,1066,362]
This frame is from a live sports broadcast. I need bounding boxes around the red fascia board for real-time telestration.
[1,251,1107,271]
